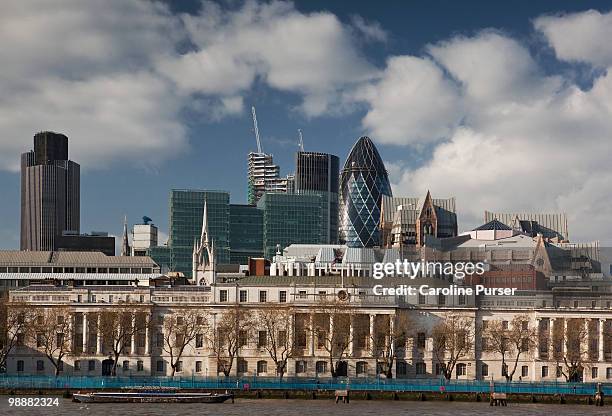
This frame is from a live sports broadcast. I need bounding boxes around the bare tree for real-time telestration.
[309,299,354,378]
[431,313,475,380]
[29,306,73,376]
[254,306,295,379]
[482,315,537,381]
[362,311,413,378]
[212,305,254,376]
[0,298,33,372]
[552,318,591,382]
[94,306,150,376]
[162,308,210,376]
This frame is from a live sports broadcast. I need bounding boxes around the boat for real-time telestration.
[72,391,233,404]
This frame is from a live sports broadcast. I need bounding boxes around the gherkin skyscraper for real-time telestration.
[339,136,392,247]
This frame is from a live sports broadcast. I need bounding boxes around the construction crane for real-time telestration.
[251,106,263,153]
[298,129,304,152]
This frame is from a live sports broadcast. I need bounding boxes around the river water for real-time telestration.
[0,398,610,416]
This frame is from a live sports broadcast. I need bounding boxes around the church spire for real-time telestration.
[120,215,130,256]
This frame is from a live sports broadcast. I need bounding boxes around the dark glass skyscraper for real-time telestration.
[339,136,392,248]
[21,132,80,251]
[295,151,339,244]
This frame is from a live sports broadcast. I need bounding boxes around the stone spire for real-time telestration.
[120,215,130,256]
[192,200,216,286]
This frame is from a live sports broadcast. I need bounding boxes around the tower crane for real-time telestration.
[251,106,263,153]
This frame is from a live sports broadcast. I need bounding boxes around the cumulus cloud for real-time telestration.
[534,10,612,67]
[350,15,388,43]
[0,0,376,170]
[353,16,612,243]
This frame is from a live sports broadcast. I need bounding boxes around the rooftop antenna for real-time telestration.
[251,106,263,153]
[298,129,304,152]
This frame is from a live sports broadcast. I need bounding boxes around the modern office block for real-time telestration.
[55,232,115,256]
[257,193,325,259]
[339,136,392,248]
[295,151,340,244]
[169,190,230,276]
[132,222,159,256]
[20,132,80,251]
[229,204,263,265]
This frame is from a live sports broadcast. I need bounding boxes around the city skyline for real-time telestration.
[2,1,612,249]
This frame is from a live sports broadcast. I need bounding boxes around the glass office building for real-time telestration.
[339,136,392,248]
[257,193,325,259]
[168,190,230,277]
[229,204,264,264]
[295,152,339,244]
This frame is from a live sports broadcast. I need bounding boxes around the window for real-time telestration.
[36,360,45,371]
[416,362,426,375]
[296,360,307,374]
[239,290,248,303]
[257,360,267,374]
[74,360,81,371]
[606,367,612,379]
[196,334,204,348]
[298,290,307,299]
[239,330,248,347]
[123,360,129,371]
[195,361,202,373]
[88,360,95,371]
[502,363,508,377]
[17,361,24,372]
[279,290,287,303]
[481,363,489,377]
[257,331,268,348]
[278,330,287,346]
[592,367,598,379]
[438,293,445,305]
[36,333,44,348]
[435,363,442,376]
[137,361,144,372]
[56,333,65,348]
[541,366,549,378]
[16,333,24,346]
[176,361,183,373]
[458,294,466,305]
[156,360,164,373]
[418,293,426,304]
[556,366,562,378]
[176,316,184,325]
[502,320,509,330]
[316,361,327,374]
[356,361,368,375]
[259,291,267,302]
[219,290,228,302]
[522,366,529,378]
[238,359,248,374]
[396,361,407,376]
[456,363,467,376]
[417,332,426,349]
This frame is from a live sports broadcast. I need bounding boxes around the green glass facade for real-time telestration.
[147,245,172,273]
[169,190,230,277]
[257,193,325,259]
[229,204,264,264]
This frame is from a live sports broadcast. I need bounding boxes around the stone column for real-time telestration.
[144,314,150,355]
[82,312,88,353]
[69,313,75,354]
[96,314,102,355]
[329,314,335,352]
[562,319,568,356]
[348,315,354,356]
[130,314,136,355]
[549,318,555,357]
[309,314,315,356]
[369,314,375,356]
[599,319,605,362]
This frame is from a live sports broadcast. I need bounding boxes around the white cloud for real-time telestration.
[350,15,388,43]
[534,10,612,67]
[0,0,376,170]
[358,56,462,145]
[361,24,612,243]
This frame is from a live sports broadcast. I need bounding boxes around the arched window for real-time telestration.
[257,360,267,375]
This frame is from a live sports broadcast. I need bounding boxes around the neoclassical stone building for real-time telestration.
[6,275,612,382]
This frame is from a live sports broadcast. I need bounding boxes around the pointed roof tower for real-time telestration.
[120,215,130,256]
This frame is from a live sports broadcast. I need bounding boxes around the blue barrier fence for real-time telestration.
[0,375,611,396]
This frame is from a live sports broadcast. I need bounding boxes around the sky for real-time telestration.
[1,0,612,249]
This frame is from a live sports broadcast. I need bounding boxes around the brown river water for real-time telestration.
[0,398,611,416]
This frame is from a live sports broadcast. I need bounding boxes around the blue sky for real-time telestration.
[1,0,612,249]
